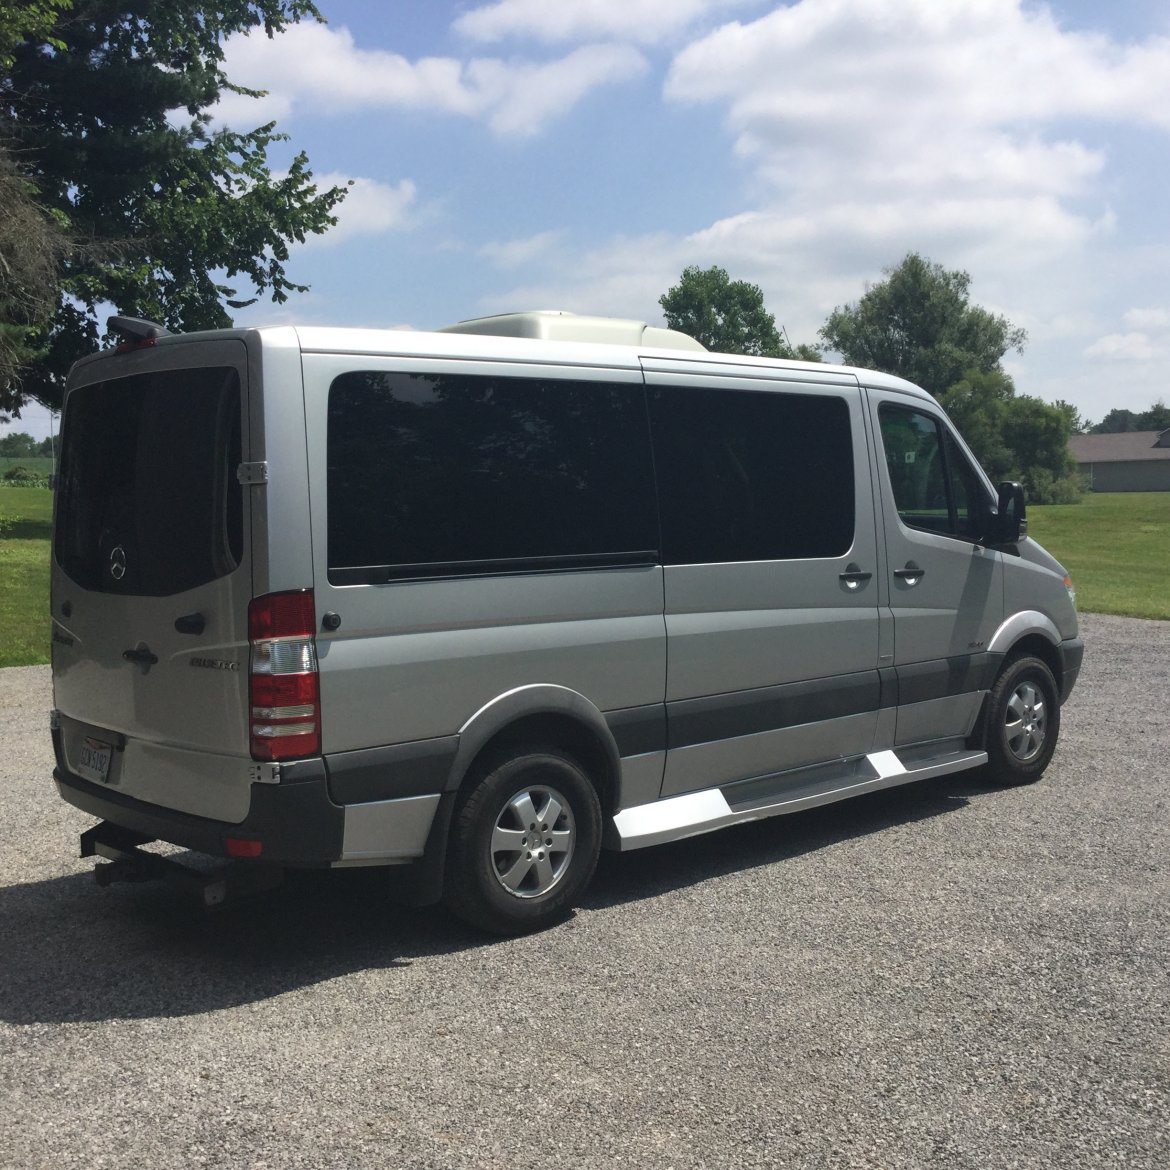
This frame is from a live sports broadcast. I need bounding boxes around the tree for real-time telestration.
[1091,400,1170,433]
[1,0,348,414]
[1052,399,1087,435]
[1001,395,1080,503]
[1091,408,1139,434]
[0,142,71,417]
[936,369,1016,481]
[820,253,1081,502]
[0,2,70,72]
[1138,399,1170,431]
[660,265,818,359]
[0,430,42,457]
[819,252,1026,398]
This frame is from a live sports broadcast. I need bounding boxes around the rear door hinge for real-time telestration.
[237,461,269,486]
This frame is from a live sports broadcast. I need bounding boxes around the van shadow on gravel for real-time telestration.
[0,773,981,1026]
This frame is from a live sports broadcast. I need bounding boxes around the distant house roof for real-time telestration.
[1069,429,1170,464]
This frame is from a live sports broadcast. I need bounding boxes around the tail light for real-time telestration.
[248,589,320,761]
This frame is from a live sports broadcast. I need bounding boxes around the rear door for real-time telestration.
[642,359,882,798]
[51,339,255,820]
[867,390,1004,746]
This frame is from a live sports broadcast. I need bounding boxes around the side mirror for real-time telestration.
[987,480,1027,545]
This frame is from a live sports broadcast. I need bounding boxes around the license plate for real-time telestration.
[77,737,113,785]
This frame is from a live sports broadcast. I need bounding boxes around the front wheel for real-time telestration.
[983,654,1061,786]
[444,746,602,935]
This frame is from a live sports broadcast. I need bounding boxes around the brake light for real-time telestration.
[114,336,157,353]
[248,590,320,761]
[226,837,264,859]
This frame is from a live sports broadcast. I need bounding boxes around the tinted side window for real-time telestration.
[879,405,986,540]
[327,372,658,582]
[55,368,243,596]
[648,386,855,564]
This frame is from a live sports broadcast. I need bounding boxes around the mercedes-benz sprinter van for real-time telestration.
[50,311,1083,932]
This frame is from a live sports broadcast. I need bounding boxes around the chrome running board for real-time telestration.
[611,742,987,851]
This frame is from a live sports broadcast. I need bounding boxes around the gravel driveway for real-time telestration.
[1,611,1167,1170]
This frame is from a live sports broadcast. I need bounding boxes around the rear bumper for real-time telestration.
[54,756,345,867]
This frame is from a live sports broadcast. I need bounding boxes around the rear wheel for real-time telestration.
[983,654,1060,786]
[444,746,602,934]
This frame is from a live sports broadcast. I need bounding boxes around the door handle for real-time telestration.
[839,563,873,590]
[894,562,925,585]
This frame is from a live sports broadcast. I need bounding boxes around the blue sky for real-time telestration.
[6,0,1170,441]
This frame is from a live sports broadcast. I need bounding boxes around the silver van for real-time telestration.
[50,311,1083,932]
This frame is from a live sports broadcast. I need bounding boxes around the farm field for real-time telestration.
[0,488,1165,669]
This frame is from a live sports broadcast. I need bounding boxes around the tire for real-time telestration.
[443,746,602,935]
[982,654,1061,786]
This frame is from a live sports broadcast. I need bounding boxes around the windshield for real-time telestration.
[55,366,244,596]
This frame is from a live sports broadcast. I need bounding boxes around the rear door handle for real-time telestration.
[894,562,925,584]
[122,646,159,666]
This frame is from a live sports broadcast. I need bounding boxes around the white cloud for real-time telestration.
[629,0,1170,367]
[480,231,562,269]
[216,23,645,136]
[1123,307,1170,331]
[477,232,690,322]
[220,24,479,117]
[1084,332,1157,361]
[300,175,417,248]
[667,0,1170,195]
[466,45,648,136]
[668,0,1170,130]
[1084,305,1170,363]
[454,0,761,46]
[209,86,292,130]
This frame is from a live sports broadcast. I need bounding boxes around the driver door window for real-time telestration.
[879,406,985,541]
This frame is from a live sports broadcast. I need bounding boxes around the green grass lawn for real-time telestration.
[0,455,54,479]
[0,486,53,667]
[0,487,1165,670]
[1027,492,1169,621]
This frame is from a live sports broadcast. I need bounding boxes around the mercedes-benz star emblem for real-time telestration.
[109,545,127,580]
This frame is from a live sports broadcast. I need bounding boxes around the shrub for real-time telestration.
[1,467,50,487]
[1023,466,1083,505]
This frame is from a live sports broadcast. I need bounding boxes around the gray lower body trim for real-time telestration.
[1059,637,1084,702]
[894,691,984,746]
[640,655,996,758]
[325,736,459,804]
[337,793,442,865]
[887,652,1002,707]
[605,704,667,757]
[667,670,883,749]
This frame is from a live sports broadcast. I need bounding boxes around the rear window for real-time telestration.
[327,371,658,583]
[55,367,244,596]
